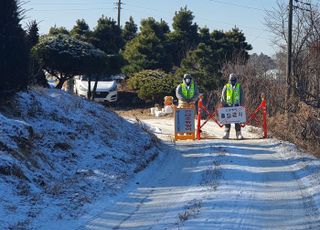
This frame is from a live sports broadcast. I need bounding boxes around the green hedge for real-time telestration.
[127,69,180,103]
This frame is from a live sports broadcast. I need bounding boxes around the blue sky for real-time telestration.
[23,0,279,56]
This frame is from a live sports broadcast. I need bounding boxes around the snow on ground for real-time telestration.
[2,90,320,229]
[81,118,320,229]
[0,88,163,229]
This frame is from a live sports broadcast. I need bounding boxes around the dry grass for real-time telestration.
[269,102,320,156]
[223,61,319,157]
[178,200,202,223]
[53,142,71,151]
[0,164,28,180]
[45,183,63,195]
[115,108,154,119]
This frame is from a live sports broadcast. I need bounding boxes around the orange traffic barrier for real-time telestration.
[197,94,268,140]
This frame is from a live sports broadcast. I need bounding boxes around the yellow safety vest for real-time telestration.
[181,82,195,100]
[226,83,241,106]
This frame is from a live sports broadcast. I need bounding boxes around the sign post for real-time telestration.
[174,108,195,141]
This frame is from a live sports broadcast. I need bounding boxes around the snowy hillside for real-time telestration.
[0,88,162,229]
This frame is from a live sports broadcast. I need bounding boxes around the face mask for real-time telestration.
[185,78,191,85]
[231,80,237,86]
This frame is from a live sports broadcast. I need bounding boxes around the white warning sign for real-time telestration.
[175,109,195,133]
[218,106,246,125]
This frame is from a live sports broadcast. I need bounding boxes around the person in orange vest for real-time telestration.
[176,74,199,108]
[221,73,245,139]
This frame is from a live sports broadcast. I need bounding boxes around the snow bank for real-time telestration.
[0,88,162,229]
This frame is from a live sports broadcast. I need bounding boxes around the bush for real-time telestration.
[127,69,180,103]
[32,34,107,89]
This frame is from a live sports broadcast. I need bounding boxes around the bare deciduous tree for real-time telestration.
[265,0,320,108]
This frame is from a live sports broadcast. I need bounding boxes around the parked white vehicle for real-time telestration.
[74,75,117,103]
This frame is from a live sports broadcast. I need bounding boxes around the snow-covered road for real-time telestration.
[81,118,320,230]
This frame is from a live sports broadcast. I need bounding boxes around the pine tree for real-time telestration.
[176,27,252,93]
[27,20,48,87]
[140,17,170,40]
[26,20,39,49]
[168,6,199,66]
[177,43,222,92]
[0,0,29,94]
[91,16,124,54]
[122,17,172,74]
[122,16,137,43]
[70,19,91,42]
[48,25,69,36]
[224,27,253,62]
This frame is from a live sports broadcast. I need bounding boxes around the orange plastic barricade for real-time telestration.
[196,95,223,140]
[197,95,268,140]
[174,105,196,141]
[241,94,268,138]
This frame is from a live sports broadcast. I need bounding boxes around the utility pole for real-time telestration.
[286,0,311,103]
[116,0,122,27]
[286,0,293,103]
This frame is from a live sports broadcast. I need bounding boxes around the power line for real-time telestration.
[286,0,311,102]
[32,8,114,12]
[25,0,271,37]
[295,0,311,7]
[25,2,109,6]
[122,8,271,42]
[208,0,271,12]
[294,0,312,11]
[125,3,172,13]
[122,3,266,32]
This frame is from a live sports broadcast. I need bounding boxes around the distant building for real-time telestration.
[264,69,284,80]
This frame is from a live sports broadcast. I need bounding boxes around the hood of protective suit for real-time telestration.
[229,73,238,86]
[183,74,193,86]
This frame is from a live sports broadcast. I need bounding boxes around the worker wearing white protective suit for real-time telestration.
[176,74,199,108]
[221,73,245,139]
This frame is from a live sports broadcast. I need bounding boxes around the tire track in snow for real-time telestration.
[81,119,320,230]
[216,145,257,230]
[199,139,320,230]
[280,151,320,229]
[112,188,156,230]
[82,141,211,229]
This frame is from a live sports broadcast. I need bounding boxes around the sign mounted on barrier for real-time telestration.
[218,106,246,125]
[175,108,195,133]
[197,95,268,140]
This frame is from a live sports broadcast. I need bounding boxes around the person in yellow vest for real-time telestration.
[221,73,245,139]
[176,74,199,108]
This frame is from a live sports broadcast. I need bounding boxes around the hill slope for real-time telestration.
[0,88,161,229]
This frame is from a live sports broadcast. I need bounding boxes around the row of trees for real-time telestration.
[121,8,252,101]
[1,1,252,103]
[0,0,129,96]
[37,7,252,102]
